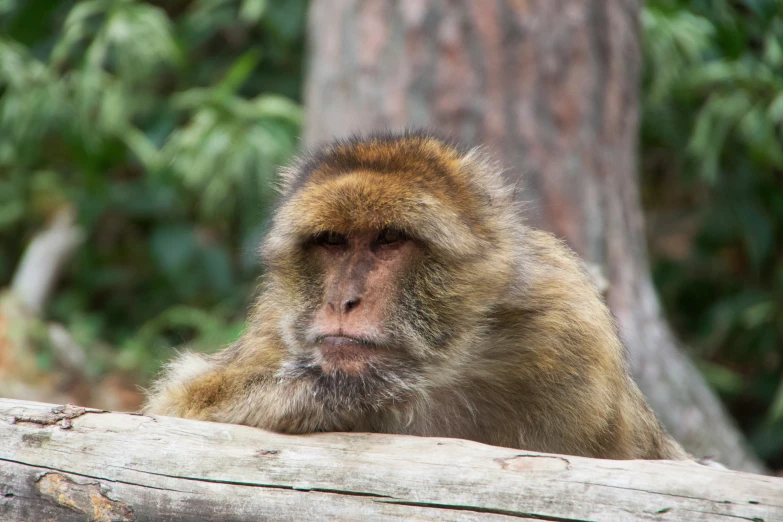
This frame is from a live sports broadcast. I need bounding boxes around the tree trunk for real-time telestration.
[1,399,780,522]
[304,0,764,472]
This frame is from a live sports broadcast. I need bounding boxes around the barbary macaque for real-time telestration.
[145,131,688,460]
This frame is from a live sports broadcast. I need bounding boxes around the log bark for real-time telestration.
[0,399,780,522]
[303,0,764,473]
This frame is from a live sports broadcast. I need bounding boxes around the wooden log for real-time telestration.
[0,399,780,522]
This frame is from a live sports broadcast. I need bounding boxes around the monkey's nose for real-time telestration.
[326,287,361,315]
[326,296,361,315]
[341,297,360,314]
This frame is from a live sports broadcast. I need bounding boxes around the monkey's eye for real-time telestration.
[314,231,347,247]
[376,228,406,245]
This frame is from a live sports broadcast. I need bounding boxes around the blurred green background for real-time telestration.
[0,0,781,468]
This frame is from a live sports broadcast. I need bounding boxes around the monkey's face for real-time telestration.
[265,192,473,389]
[303,227,420,376]
[266,224,441,412]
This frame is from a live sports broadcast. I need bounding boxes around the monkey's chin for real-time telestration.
[278,349,420,412]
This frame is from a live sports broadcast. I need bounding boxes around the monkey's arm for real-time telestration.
[511,230,690,461]
[143,351,331,434]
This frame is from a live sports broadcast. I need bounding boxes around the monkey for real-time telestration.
[144,130,689,461]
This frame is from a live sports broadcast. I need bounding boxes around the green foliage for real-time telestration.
[641,0,783,466]
[0,0,306,379]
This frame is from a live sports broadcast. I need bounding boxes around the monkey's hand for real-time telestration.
[143,351,333,434]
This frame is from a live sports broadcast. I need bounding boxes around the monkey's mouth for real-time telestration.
[314,335,387,376]
[318,335,375,347]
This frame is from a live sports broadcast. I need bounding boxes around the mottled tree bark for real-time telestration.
[304,0,764,472]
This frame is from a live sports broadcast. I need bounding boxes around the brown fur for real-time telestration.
[144,130,688,460]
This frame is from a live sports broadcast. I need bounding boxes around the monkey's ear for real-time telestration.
[274,139,340,196]
[274,164,300,195]
[457,147,517,207]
